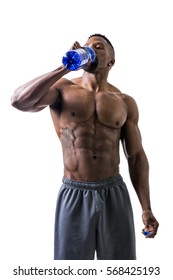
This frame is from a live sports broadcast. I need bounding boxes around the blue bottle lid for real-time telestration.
[144,230,151,237]
[62,51,82,70]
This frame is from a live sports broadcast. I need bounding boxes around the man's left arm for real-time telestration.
[121,94,159,238]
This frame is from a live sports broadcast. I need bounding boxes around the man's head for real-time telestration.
[84,34,115,73]
[88,34,115,55]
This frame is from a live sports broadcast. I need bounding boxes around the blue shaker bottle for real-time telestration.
[62,47,96,70]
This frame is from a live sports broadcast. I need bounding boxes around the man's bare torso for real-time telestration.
[50,77,128,181]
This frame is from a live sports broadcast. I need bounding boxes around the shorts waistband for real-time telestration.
[62,174,123,190]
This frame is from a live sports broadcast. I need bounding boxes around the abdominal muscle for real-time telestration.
[60,121,121,181]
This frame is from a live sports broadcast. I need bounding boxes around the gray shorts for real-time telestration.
[54,175,136,260]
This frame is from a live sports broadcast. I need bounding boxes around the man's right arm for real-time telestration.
[11,65,70,112]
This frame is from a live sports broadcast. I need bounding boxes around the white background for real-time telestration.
[0,0,172,278]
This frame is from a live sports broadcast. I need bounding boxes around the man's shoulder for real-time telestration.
[122,93,137,108]
[121,93,139,120]
[108,84,137,104]
[107,83,121,93]
[53,77,75,89]
[121,92,137,104]
[109,88,139,119]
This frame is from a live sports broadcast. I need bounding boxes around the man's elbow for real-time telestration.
[11,97,44,112]
[11,96,20,109]
[11,88,33,112]
[11,95,27,111]
[11,87,24,109]
[128,148,149,169]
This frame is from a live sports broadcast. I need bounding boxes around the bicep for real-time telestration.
[32,78,70,112]
[32,87,60,112]
[121,95,143,157]
[121,120,142,158]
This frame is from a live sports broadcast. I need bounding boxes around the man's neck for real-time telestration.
[81,71,108,92]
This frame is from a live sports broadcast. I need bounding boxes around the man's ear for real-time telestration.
[111,58,115,66]
[108,59,115,66]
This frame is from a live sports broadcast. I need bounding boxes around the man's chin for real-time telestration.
[83,57,98,73]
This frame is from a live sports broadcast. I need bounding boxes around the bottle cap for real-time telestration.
[144,230,151,237]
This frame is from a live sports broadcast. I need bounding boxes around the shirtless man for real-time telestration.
[11,34,159,260]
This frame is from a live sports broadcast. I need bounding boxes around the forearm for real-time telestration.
[128,149,151,212]
[11,65,69,110]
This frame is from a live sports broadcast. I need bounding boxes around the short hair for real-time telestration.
[88,34,114,52]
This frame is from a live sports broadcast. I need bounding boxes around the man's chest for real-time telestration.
[55,89,128,129]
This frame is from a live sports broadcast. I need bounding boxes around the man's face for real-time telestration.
[83,36,115,72]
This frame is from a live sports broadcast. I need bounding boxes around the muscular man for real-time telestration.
[11,34,159,260]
